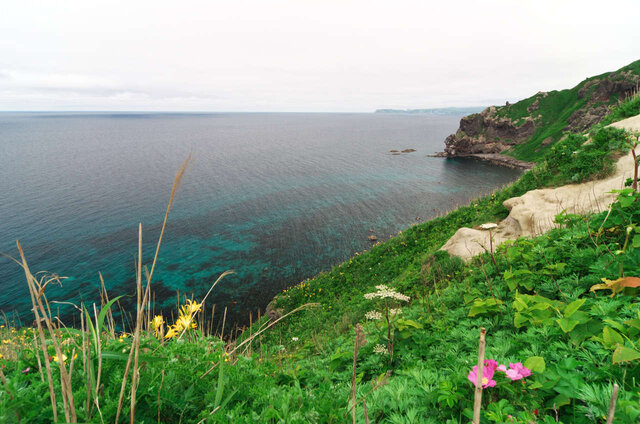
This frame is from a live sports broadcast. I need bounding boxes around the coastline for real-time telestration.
[429,151,535,170]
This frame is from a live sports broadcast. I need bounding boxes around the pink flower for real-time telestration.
[504,362,531,381]
[484,359,498,372]
[497,364,507,372]
[21,367,30,374]
[468,364,497,388]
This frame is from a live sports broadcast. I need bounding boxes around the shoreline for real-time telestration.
[429,152,535,170]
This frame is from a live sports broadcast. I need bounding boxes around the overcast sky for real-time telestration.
[1,0,639,112]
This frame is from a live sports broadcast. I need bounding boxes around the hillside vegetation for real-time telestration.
[443,60,640,163]
[1,92,640,423]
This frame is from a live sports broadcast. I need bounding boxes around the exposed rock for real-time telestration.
[440,114,640,261]
[401,148,416,153]
[265,302,284,323]
[527,99,539,113]
[368,235,378,241]
[566,105,609,132]
[443,111,536,156]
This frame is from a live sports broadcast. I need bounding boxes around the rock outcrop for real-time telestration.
[443,108,536,156]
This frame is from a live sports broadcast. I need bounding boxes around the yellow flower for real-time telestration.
[164,325,179,339]
[150,315,164,338]
[175,315,197,332]
[52,353,67,363]
[180,299,202,318]
[1,339,9,344]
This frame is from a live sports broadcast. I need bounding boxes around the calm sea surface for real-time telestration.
[0,112,521,326]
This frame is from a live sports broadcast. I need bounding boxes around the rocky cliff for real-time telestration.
[441,61,640,162]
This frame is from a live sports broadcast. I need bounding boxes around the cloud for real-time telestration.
[0,1,639,111]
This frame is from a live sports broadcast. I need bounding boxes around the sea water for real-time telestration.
[0,112,521,326]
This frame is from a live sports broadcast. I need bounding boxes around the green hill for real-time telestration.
[443,60,640,162]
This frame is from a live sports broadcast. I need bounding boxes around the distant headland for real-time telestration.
[374,106,486,115]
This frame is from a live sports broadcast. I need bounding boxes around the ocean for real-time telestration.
[0,112,521,327]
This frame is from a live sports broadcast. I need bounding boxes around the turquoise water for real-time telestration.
[0,112,521,326]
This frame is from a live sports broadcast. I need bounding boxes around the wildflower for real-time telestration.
[164,326,179,339]
[468,364,497,388]
[0,353,3,359]
[504,362,531,381]
[180,299,202,317]
[150,315,164,338]
[497,364,507,372]
[52,353,67,363]
[484,359,498,372]
[373,344,388,355]
[365,310,382,320]
[364,285,410,302]
[291,337,299,342]
[175,315,197,332]
[22,367,30,374]
[388,308,402,316]
[1,340,9,344]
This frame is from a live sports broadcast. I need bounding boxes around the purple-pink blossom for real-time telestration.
[504,362,531,381]
[21,367,30,374]
[468,364,497,388]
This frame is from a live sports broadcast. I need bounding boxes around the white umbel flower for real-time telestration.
[365,310,382,320]
[373,344,388,355]
[364,285,410,302]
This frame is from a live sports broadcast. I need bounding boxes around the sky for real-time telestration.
[1,0,639,112]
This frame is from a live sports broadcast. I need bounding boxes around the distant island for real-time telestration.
[374,106,486,115]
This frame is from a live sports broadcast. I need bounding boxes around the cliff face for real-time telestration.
[442,61,640,162]
[444,107,536,156]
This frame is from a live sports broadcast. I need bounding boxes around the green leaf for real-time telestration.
[556,318,579,333]
[602,326,624,349]
[514,313,528,328]
[524,356,546,373]
[395,319,423,330]
[603,319,627,333]
[633,234,640,248]
[563,298,586,318]
[612,345,640,363]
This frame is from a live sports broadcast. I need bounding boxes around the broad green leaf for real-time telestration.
[563,298,586,318]
[602,326,624,348]
[524,356,545,373]
[612,345,640,363]
[514,313,528,328]
[557,318,579,333]
[603,319,627,333]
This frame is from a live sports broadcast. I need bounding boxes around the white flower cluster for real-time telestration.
[365,310,382,320]
[388,308,402,316]
[364,285,410,302]
[373,344,388,355]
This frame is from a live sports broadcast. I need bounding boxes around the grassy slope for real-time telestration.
[498,60,640,162]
